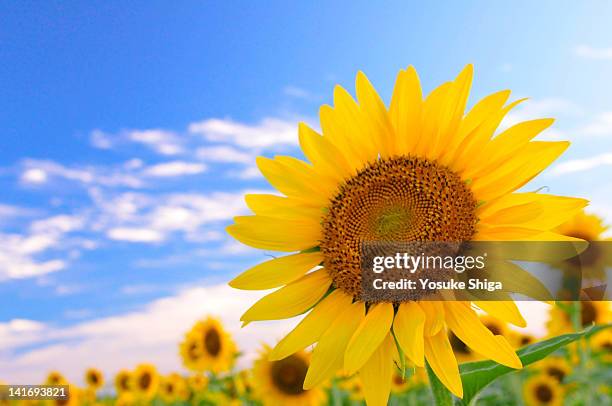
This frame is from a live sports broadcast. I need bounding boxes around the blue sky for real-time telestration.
[1,1,612,383]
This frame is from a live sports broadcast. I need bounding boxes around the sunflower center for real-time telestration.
[485,323,502,336]
[546,367,565,382]
[204,328,222,357]
[535,384,553,403]
[270,355,308,395]
[89,373,99,384]
[321,156,478,299]
[119,376,130,391]
[139,372,151,390]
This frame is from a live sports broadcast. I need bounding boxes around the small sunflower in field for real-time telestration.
[45,371,66,385]
[536,357,571,383]
[523,375,564,406]
[187,373,208,392]
[555,210,611,288]
[133,363,159,400]
[547,301,611,335]
[49,384,80,406]
[252,345,325,406]
[84,368,104,390]
[508,330,536,349]
[228,65,586,404]
[159,373,189,403]
[115,369,132,394]
[181,317,237,373]
[590,328,612,363]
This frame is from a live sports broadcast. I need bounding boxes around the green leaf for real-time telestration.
[426,361,454,406]
[457,323,611,405]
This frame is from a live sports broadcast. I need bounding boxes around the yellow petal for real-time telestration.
[359,334,395,406]
[420,301,445,336]
[240,268,332,322]
[425,329,463,398]
[444,302,522,368]
[304,302,365,389]
[328,86,377,166]
[440,90,511,167]
[389,66,423,155]
[356,71,395,158]
[245,194,322,221]
[415,82,452,158]
[472,141,569,202]
[474,300,527,327]
[344,302,394,373]
[229,251,323,290]
[429,64,473,161]
[269,289,353,360]
[299,122,354,181]
[256,156,333,205]
[393,301,425,367]
[227,215,320,252]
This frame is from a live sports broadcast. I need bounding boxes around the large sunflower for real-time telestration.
[228,65,587,403]
[180,317,237,374]
[252,345,326,406]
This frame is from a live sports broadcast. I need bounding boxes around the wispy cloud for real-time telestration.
[551,153,612,175]
[0,215,85,281]
[141,161,206,177]
[189,117,299,148]
[90,129,185,156]
[574,45,612,60]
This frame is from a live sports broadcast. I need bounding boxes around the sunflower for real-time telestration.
[523,375,564,406]
[547,301,611,336]
[555,210,611,285]
[50,384,80,406]
[159,373,189,403]
[84,368,104,390]
[227,65,587,403]
[45,371,66,385]
[252,345,325,406]
[133,363,159,399]
[115,369,132,394]
[187,373,208,392]
[180,317,237,373]
[536,357,571,383]
[508,330,536,349]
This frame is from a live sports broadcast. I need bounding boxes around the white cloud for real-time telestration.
[142,161,206,178]
[21,168,48,184]
[189,117,298,148]
[500,98,580,133]
[195,145,253,164]
[20,159,144,188]
[0,284,294,385]
[91,190,248,244]
[128,130,184,156]
[107,227,164,243]
[551,153,612,175]
[0,215,84,281]
[89,130,114,149]
[574,45,612,60]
